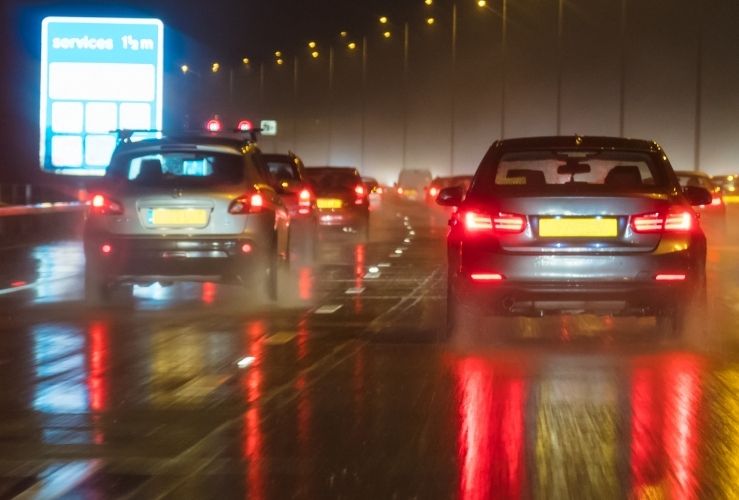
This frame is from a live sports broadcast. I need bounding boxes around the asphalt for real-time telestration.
[0,196,738,499]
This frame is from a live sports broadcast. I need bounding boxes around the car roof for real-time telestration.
[305,167,359,174]
[674,170,711,178]
[113,133,253,155]
[494,135,662,152]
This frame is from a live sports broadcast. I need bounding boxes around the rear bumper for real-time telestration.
[84,235,264,283]
[452,246,703,315]
[315,208,368,227]
[453,278,694,316]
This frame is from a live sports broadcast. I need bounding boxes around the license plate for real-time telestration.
[539,217,618,237]
[316,198,343,209]
[149,208,208,226]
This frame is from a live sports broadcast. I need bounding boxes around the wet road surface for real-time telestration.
[1,197,739,498]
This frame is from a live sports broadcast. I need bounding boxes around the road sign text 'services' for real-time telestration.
[40,17,164,175]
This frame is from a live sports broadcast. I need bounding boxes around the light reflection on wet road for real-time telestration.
[0,198,738,498]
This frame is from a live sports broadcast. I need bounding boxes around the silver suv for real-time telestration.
[83,132,289,304]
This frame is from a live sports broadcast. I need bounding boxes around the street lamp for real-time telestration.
[425,0,433,5]
[379,16,389,24]
[477,0,487,7]
[347,41,357,50]
[308,41,317,49]
[426,17,435,25]
[383,31,392,39]
[180,64,189,74]
[311,50,320,59]
[242,57,250,65]
[211,62,220,73]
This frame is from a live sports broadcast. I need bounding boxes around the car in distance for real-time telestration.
[427,175,474,204]
[396,169,432,201]
[675,170,726,217]
[305,167,370,237]
[84,132,290,305]
[711,174,739,203]
[262,152,318,256]
[438,136,711,340]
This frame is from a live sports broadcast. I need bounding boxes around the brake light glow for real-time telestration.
[397,187,404,195]
[664,210,693,231]
[89,194,123,215]
[229,193,264,214]
[711,196,723,206]
[429,187,439,198]
[470,273,504,281]
[241,243,253,254]
[464,211,493,231]
[299,189,311,202]
[355,185,365,196]
[631,210,694,233]
[655,273,686,281]
[493,212,527,233]
[101,243,112,255]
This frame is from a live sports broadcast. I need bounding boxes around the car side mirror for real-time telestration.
[436,186,464,207]
[683,185,712,206]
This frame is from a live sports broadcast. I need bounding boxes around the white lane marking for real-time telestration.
[404,238,411,243]
[264,332,298,345]
[314,304,343,314]
[345,287,366,295]
[394,248,403,254]
[363,272,381,279]
[368,266,380,274]
[377,262,391,268]
[236,356,256,368]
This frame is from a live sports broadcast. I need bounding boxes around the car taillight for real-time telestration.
[355,184,366,205]
[655,273,687,281]
[664,210,693,231]
[463,210,526,233]
[89,194,123,215]
[464,211,493,231]
[631,210,694,233]
[470,273,505,281]
[711,196,723,206]
[229,193,264,214]
[493,212,527,233]
[429,187,439,198]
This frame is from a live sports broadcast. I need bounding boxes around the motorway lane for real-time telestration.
[0,198,738,498]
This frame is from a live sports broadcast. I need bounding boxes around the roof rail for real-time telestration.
[110,129,161,145]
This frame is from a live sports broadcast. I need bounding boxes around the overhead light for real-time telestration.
[379,16,388,24]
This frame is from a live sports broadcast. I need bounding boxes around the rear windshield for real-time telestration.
[482,150,667,193]
[398,170,431,188]
[266,160,299,181]
[111,152,244,186]
[305,170,359,192]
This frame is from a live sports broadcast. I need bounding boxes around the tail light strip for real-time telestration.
[463,210,526,234]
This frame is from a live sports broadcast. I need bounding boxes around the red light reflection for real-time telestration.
[456,357,526,500]
[298,267,312,301]
[201,282,216,304]
[629,355,703,500]
[242,320,266,500]
[87,321,108,413]
[354,244,365,313]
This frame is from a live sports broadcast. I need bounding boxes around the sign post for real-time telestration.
[40,17,164,175]
[260,120,278,136]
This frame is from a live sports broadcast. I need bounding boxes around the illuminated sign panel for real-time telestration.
[40,17,163,175]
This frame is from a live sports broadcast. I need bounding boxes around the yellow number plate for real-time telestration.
[316,198,343,209]
[539,217,618,237]
[151,208,208,226]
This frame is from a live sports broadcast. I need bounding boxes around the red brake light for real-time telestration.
[631,210,694,233]
[664,210,693,231]
[299,189,311,201]
[631,212,663,233]
[206,119,222,132]
[470,273,505,281]
[464,211,493,231]
[397,187,404,195]
[355,185,365,196]
[711,196,722,206]
[89,194,123,215]
[429,187,439,197]
[655,273,687,281]
[493,212,527,233]
[463,211,526,233]
[229,192,264,214]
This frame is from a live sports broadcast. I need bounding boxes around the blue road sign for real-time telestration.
[40,17,163,175]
